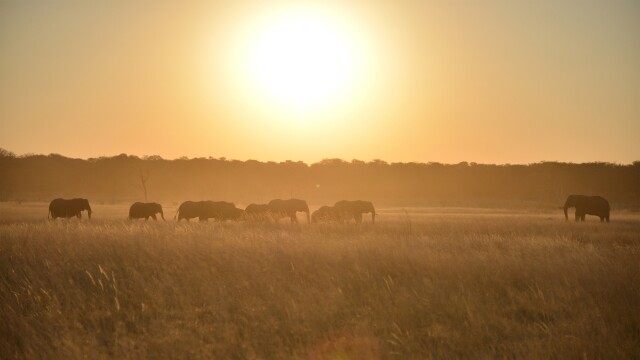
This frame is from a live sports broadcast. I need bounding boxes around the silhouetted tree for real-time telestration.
[139,170,149,202]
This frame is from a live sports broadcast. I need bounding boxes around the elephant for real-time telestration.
[215,203,245,221]
[48,198,92,220]
[334,200,376,223]
[129,202,165,221]
[175,201,197,221]
[564,194,610,222]
[311,205,343,223]
[268,199,310,224]
[176,201,244,222]
[245,203,274,222]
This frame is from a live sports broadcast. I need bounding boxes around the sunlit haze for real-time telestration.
[1,1,638,163]
[240,6,361,113]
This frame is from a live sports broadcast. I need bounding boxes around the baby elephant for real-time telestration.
[129,202,165,221]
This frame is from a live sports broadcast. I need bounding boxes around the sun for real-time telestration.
[242,8,359,112]
[208,4,377,130]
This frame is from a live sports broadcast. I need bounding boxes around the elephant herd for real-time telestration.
[48,198,377,224]
[47,194,611,223]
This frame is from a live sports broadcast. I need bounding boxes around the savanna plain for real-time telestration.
[1,203,639,359]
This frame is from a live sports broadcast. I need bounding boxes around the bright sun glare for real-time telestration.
[242,8,359,112]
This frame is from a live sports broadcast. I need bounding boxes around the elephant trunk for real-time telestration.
[563,196,575,221]
[372,211,376,223]
[160,210,165,221]
[306,210,310,224]
[87,209,92,219]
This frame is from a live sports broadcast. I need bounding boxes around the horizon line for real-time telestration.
[1,148,638,167]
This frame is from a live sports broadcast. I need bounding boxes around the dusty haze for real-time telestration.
[1,0,639,163]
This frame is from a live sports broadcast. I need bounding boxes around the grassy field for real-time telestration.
[1,203,639,359]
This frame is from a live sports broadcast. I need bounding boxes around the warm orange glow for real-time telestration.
[0,1,638,163]
[211,3,379,135]
[243,8,358,112]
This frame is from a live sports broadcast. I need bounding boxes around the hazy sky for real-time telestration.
[1,0,639,163]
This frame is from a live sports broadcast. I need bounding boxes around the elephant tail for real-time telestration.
[174,209,179,220]
[48,209,51,220]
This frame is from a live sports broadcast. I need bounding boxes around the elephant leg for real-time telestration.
[145,216,149,221]
[355,213,363,223]
[152,214,157,221]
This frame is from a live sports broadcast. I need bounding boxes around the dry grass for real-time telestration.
[1,203,639,359]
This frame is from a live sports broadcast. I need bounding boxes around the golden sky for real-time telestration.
[1,0,639,163]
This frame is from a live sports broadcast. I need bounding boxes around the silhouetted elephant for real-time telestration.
[175,201,199,221]
[268,199,310,224]
[176,201,244,222]
[129,202,165,221]
[245,203,274,222]
[334,200,376,223]
[311,205,343,223]
[214,202,244,221]
[48,198,92,220]
[564,195,610,222]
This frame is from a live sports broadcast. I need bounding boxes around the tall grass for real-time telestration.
[1,205,639,359]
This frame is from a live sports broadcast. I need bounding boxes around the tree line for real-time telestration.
[1,149,638,209]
